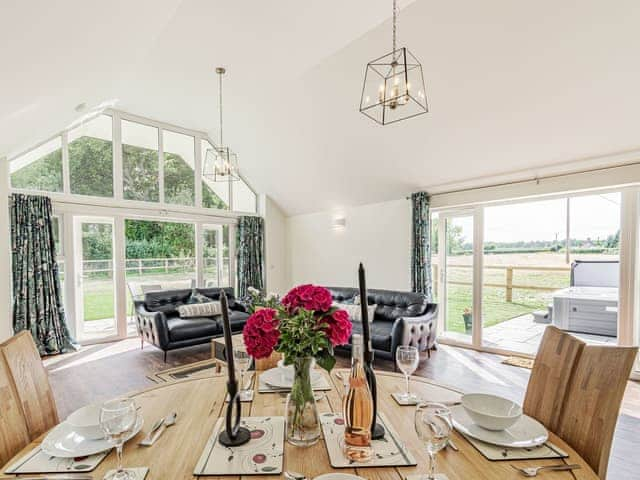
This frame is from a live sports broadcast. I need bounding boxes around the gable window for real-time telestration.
[69,114,114,197]
[10,136,63,192]
[122,120,159,202]
[163,130,195,206]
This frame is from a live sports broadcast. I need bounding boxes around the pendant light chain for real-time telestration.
[218,68,224,147]
[392,0,397,55]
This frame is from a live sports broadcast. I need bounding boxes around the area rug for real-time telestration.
[147,359,221,383]
[501,356,535,369]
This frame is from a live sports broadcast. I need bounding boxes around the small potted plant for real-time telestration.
[244,286,280,313]
[462,308,472,333]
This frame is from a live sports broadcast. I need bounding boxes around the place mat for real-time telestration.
[501,356,535,369]
[320,412,417,468]
[194,416,285,476]
[148,359,220,383]
[3,446,108,474]
[461,433,568,461]
[258,372,332,393]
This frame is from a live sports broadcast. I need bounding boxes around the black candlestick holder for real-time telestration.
[218,291,251,447]
[358,263,386,440]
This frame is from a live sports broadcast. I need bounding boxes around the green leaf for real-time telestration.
[316,353,336,372]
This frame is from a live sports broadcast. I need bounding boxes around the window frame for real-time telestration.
[9,108,259,216]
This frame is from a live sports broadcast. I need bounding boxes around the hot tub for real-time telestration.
[552,286,618,337]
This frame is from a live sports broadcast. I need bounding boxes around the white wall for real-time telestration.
[0,157,13,341]
[263,195,289,295]
[287,199,412,290]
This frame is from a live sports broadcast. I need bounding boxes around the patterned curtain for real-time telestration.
[411,191,433,300]
[11,194,76,355]
[236,216,265,299]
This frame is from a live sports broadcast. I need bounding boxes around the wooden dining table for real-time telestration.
[4,369,598,480]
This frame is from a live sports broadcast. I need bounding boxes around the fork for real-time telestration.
[510,463,581,477]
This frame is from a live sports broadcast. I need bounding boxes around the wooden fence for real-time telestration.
[432,264,571,302]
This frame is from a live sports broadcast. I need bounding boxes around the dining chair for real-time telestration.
[555,344,637,479]
[522,326,586,431]
[0,350,30,468]
[0,331,59,440]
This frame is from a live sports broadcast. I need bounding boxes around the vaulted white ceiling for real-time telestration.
[2,0,640,215]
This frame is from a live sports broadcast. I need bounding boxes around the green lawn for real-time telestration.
[439,264,570,334]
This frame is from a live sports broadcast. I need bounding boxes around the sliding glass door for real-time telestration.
[439,212,475,344]
[74,217,117,342]
[436,189,630,358]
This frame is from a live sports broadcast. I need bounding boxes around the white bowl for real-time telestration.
[66,404,104,440]
[461,393,522,431]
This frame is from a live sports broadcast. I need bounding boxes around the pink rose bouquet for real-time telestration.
[242,284,352,371]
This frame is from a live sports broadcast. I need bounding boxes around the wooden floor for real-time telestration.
[46,339,640,479]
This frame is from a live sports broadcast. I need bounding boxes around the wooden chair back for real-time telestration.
[555,344,638,479]
[523,326,585,431]
[0,352,30,467]
[0,331,59,440]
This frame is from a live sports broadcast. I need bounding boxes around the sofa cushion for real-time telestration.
[177,301,222,318]
[197,287,238,308]
[350,320,394,352]
[326,287,429,324]
[368,290,429,323]
[167,317,221,342]
[335,303,377,323]
[228,310,250,331]
[144,289,193,314]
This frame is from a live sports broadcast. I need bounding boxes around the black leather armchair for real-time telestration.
[326,287,438,361]
[134,287,249,361]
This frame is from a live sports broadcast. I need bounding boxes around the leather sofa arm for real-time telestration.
[390,304,438,355]
[135,304,170,349]
[232,300,248,313]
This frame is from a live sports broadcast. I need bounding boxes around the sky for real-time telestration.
[441,193,621,244]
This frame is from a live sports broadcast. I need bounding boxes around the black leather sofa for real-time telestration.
[134,287,249,361]
[327,287,438,361]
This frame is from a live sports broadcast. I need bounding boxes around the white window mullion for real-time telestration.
[195,135,203,208]
[195,222,204,287]
[158,129,165,205]
[619,188,639,347]
[437,215,447,334]
[61,131,70,194]
[113,215,127,338]
[229,223,237,292]
[113,112,123,201]
[472,206,484,348]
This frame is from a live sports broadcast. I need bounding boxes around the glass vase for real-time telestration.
[285,356,320,447]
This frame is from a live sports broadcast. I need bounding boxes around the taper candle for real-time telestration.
[220,291,236,384]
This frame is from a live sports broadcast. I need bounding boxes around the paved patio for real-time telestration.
[483,314,618,355]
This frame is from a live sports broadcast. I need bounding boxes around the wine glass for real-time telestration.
[100,398,138,480]
[414,402,452,480]
[233,345,253,400]
[396,345,419,401]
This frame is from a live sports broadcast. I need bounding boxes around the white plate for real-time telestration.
[42,416,144,458]
[315,474,364,480]
[451,404,548,448]
[260,367,323,389]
